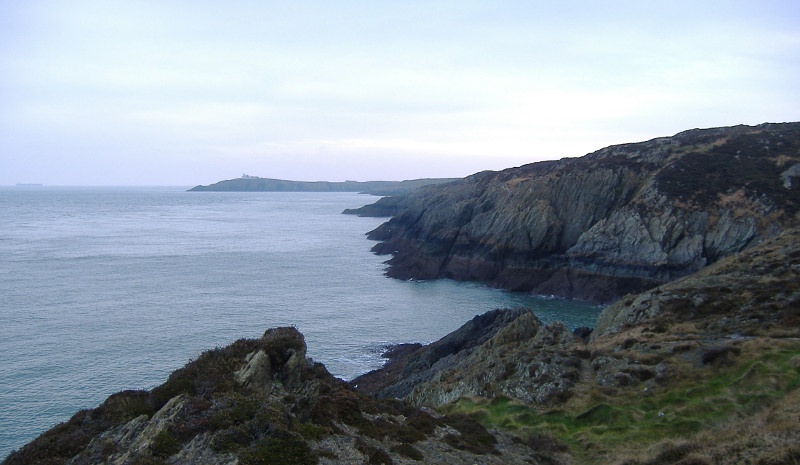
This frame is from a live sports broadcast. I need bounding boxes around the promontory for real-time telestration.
[351,122,800,303]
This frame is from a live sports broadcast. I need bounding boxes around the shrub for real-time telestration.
[238,435,316,465]
[391,443,424,461]
[356,438,393,465]
[442,413,498,455]
[150,430,181,458]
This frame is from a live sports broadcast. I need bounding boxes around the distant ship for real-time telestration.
[15,183,43,187]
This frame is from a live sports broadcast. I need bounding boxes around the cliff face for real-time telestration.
[363,122,800,303]
[357,227,800,407]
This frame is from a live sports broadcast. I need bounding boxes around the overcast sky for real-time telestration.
[1,1,798,186]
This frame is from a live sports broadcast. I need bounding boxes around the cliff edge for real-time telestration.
[361,122,800,303]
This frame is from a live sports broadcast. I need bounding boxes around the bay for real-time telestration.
[0,187,601,458]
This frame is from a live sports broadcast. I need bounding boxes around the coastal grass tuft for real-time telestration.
[238,434,317,465]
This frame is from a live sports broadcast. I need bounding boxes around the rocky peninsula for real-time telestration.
[350,122,800,303]
[188,177,456,196]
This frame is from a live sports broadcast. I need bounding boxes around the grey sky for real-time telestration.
[2,1,798,186]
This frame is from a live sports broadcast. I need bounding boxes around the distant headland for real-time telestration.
[188,174,457,196]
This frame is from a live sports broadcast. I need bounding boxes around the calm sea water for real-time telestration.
[0,187,601,458]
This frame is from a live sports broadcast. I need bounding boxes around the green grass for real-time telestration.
[441,346,800,460]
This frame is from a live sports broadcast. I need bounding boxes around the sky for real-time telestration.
[1,1,799,186]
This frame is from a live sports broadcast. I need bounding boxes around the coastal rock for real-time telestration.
[407,316,583,407]
[369,228,800,409]
[352,308,535,399]
[354,308,586,407]
[364,122,800,303]
[593,226,800,338]
[5,327,548,465]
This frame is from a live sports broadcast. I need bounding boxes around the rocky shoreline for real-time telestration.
[350,122,800,304]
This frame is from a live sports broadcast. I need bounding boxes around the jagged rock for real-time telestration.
[352,308,534,399]
[365,122,800,303]
[354,309,586,408]
[407,317,584,407]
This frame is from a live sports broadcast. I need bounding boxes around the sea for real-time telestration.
[0,187,602,458]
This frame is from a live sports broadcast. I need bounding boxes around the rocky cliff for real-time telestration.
[357,122,800,303]
[355,226,800,464]
[3,328,544,465]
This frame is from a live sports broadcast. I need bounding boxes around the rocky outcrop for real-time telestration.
[408,314,584,407]
[352,308,541,399]
[363,122,800,303]
[4,327,547,465]
[353,308,587,408]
